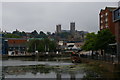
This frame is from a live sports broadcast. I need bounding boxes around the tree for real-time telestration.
[95,29,116,57]
[12,30,27,38]
[47,32,51,36]
[4,33,21,38]
[38,31,47,38]
[12,30,21,36]
[82,32,97,58]
[96,29,116,51]
[21,31,26,36]
[82,29,116,59]
[31,30,38,38]
[27,38,56,52]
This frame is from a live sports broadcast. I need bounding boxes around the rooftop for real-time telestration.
[6,38,27,40]
[106,7,117,11]
[100,7,117,12]
[65,41,82,43]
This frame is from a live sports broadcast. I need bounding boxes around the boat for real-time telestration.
[70,51,81,63]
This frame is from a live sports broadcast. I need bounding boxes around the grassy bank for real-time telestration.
[81,58,120,79]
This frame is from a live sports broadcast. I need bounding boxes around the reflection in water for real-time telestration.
[3,57,71,62]
[3,65,85,79]
[2,57,72,67]
[2,57,86,79]
[3,57,119,79]
[56,73,61,80]
[70,73,75,80]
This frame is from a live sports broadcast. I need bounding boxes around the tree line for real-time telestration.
[4,30,51,38]
[27,38,57,52]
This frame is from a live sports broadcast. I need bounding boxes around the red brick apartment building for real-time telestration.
[99,7,117,35]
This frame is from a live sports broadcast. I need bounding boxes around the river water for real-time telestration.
[2,57,87,80]
[2,57,118,80]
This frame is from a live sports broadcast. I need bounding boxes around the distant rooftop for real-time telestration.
[28,38,54,41]
[65,41,82,43]
[6,38,27,40]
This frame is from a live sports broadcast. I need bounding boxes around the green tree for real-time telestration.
[21,31,26,36]
[96,29,116,61]
[27,38,56,52]
[82,32,97,58]
[82,29,116,58]
[47,32,51,36]
[31,30,38,38]
[12,30,27,37]
[4,33,21,38]
[38,31,47,38]
[95,29,116,55]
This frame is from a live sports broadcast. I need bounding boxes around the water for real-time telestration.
[2,57,86,79]
[3,57,119,80]
[3,60,73,66]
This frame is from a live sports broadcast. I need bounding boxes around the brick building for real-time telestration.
[113,5,120,43]
[99,7,117,35]
[113,3,120,62]
[7,38,27,55]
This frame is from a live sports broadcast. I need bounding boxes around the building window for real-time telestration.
[106,23,108,28]
[105,12,108,16]
[101,26,103,29]
[101,15,103,18]
[101,20,103,23]
[119,9,120,16]
[105,18,108,22]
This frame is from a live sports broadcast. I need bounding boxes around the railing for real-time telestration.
[80,53,118,63]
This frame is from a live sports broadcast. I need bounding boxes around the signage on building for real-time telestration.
[113,7,120,22]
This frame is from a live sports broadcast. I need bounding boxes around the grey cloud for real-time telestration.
[2,2,117,33]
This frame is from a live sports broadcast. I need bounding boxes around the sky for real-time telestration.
[2,2,118,33]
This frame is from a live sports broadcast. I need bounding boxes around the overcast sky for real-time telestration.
[2,2,118,33]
